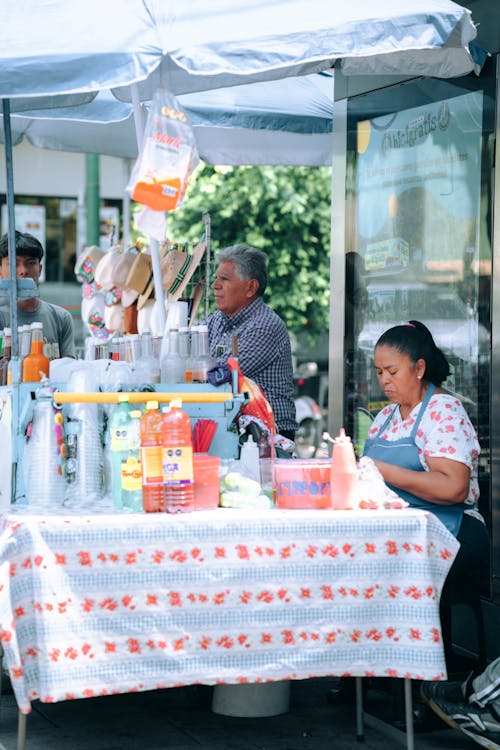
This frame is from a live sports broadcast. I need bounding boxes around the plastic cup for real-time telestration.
[193,453,221,510]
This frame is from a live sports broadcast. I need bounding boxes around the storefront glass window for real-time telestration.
[345,67,495,541]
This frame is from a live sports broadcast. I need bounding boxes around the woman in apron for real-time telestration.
[364,320,489,642]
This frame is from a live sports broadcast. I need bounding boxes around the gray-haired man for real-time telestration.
[208,243,297,439]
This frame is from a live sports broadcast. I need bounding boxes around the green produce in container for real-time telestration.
[223,472,261,497]
[220,491,272,509]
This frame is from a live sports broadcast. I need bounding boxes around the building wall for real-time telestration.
[0,141,130,200]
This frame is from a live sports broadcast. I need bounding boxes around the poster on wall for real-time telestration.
[355,90,483,281]
[1,203,47,281]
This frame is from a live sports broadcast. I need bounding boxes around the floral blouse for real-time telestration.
[368,392,481,508]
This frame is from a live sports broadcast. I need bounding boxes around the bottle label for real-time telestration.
[110,426,129,451]
[141,446,163,484]
[162,446,193,485]
[122,456,142,491]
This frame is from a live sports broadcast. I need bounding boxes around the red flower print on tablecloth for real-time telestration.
[78,551,92,566]
[257,590,274,603]
[321,585,334,600]
[322,545,339,558]
[170,549,188,563]
[99,597,118,611]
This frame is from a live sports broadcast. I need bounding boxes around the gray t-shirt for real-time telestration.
[0,299,75,358]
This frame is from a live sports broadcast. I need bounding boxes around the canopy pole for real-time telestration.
[2,97,21,505]
[130,82,166,334]
[122,159,132,250]
[131,83,143,148]
[2,99,19,364]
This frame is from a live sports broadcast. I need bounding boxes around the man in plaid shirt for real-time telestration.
[207,244,297,440]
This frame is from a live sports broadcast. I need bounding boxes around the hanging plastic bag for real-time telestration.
[127,88,199,212]
[227,356,276,450]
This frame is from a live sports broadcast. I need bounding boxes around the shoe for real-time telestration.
[421,678,469,705]
[422,685,500,750]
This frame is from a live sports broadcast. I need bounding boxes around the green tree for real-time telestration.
[161,164,332,343]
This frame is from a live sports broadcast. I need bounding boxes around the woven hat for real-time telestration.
[74,245,105,283]
[94,249,122,291]
[125,251,152,294]
[137,240,206,310]
[121,287,139,308]
[104,302,125,334]
[109,250,137,290]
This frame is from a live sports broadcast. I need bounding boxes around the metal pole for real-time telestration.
[2,98,20,506]
[203,212,211,319]
[2,99,19,363]
[85,153,100,246]
[130,83,166,334]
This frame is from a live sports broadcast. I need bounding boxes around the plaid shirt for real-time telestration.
[207,297,298,433]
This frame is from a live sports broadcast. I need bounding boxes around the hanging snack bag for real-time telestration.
[128,89,199,212]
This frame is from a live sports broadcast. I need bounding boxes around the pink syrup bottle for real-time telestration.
[330,428,358,509]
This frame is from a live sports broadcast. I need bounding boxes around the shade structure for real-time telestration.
[2,74,335,166]
[0,0,477,111]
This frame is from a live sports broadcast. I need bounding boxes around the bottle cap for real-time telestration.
[130,410,142,418]
[30,322,43,330]
[146,400,159,410]
[334,427,352,443]
[118,393,129,403]
[171,398,182,409]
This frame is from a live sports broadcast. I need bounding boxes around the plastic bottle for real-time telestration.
[239,434,260,483]
[191,324,217,383]
[160,329,185,383]
[162,398,194,513]
[0,327,12,386]
[140,400,165,512]
[121,409,143,512]
[330,428,358,510]
[22,322,49,382]
[109,393,132,510]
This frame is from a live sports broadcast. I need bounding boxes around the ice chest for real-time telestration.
[274,458,331,509]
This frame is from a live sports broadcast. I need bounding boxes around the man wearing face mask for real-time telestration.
[0,231,75,358]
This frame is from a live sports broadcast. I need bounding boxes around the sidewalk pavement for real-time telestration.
[0,677,475,750]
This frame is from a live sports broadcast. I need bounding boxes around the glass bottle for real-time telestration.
[160,329,185,383]
[0,327,11,386]
[139,330,160,383]
[184,325,199,383]
[191,324,217,383]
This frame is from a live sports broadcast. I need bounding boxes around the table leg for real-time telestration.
[17,711,27,750]
[355,676,364,742]
[404,679,414,750]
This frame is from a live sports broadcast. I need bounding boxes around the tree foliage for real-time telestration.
[159,164,332,343]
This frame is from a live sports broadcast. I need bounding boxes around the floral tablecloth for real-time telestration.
[0,507,459,714]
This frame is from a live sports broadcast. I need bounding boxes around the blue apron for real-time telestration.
[363,383,464,536]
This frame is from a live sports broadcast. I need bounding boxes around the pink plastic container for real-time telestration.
[193,453,221,510]
[274,459,331,509]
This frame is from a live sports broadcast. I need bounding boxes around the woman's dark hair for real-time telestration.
[375,320,450,386]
